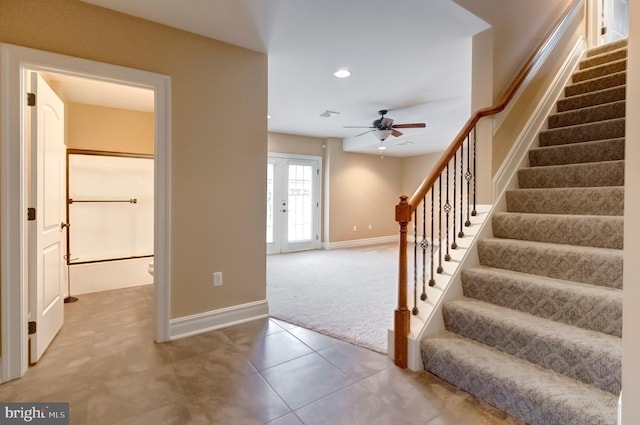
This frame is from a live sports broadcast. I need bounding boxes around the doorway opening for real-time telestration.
[0,43,172,383]
[266,154,322,254]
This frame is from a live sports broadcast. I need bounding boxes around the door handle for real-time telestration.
[60,222,70,230]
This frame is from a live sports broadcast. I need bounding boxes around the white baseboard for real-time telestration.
[169,300,269,340]
[322,235,397,250]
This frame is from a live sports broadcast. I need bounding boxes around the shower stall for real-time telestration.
[66,149,154,295]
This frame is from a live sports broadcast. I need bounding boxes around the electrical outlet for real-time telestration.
[368,224,372,230]
[353,225,357,231]
[213,272,223,287]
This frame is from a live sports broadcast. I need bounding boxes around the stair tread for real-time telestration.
[518,160,624,189]
[548,100,625,128]
[564,71,626,97]
[557,85,625,112]
[478,238,623,288]
[480,237,623,256]
[492,212,623,249]
[529,138,624,165]
[539,117,625,147]
[444,298,621,394]
[422,331,618,425]
[462,265,623,337]
[445,297,621,355]
[505,186,624,216]
[571,58,626,83]
[580,47,627,69]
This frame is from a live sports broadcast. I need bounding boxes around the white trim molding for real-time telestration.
[169,300,269,340]
[0,43,172,383]
[322,235,397,250]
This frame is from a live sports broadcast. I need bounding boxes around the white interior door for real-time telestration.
[267,155,321,254]
[28,72,66,364]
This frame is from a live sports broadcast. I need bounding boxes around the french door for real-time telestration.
[267,154,321,254]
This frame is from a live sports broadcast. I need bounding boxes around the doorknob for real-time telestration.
[60,222,70,230]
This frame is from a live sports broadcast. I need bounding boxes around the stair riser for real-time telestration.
[572,59,626,83]
[461,269,622,337]
[579,49,627,69]
[505,187,624,216]
[477,240,623,288]
[443,303,621,394]
[517,161,624,189]
[565,72,625,97]
[548,101,625,129]
[492,214,623,249]
[529,138,625,167]
[557,86,625,113]
[539,118,625,147]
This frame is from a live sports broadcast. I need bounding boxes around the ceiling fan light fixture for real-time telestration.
[333,69,351,78]
[374,129,392,141]
[320,110,340,117]
[378,146,387,151]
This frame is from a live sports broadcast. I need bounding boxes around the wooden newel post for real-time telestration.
[395,195,411,368]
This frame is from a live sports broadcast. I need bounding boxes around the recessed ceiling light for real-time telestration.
[267,114,271,119]
[333,69,351,78]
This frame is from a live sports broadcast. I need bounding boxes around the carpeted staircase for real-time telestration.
[420,39,626,425]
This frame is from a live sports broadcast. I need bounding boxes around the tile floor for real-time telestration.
[0,285,523,425]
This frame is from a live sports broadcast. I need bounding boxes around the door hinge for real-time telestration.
[27,207,36,221]
[28,321,36,335]
[317,168,320,175]
[27,92,36,107]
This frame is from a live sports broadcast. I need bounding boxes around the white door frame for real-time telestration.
[0,43,172,382]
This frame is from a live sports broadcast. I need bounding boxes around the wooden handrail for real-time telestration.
[408,0,582,209]
[394,0,583,369]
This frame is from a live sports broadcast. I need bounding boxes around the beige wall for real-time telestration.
[491,7,585,174]
[454,0,574,101]
[324,138,402,242]
[268,132,324,157]
[623,1,639,421]
[0,0,268,318]
[67,103,154,154]
[401,153,442,197]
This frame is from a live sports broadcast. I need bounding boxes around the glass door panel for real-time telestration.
[267,155,320,254]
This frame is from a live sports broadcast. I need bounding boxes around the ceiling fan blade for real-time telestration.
[392,123,426,129]
[391,129,403,137]
[344,126,374,129]
[354,129,375,137]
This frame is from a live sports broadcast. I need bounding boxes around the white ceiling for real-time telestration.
[76,0,489,157]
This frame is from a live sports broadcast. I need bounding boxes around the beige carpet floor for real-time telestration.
[267,243,402,353]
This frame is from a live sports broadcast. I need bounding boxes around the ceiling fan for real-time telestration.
[345,109,426,141]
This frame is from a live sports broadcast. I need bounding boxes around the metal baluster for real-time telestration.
[437,175,443,274]
[465,134,471,227]
[421,197,428,300]
[429,190,435,287]
[451,153,458,250]
[444,163,451,261]
[412,210,418,315]
[472,125,478,217]
[458,141,465,238]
